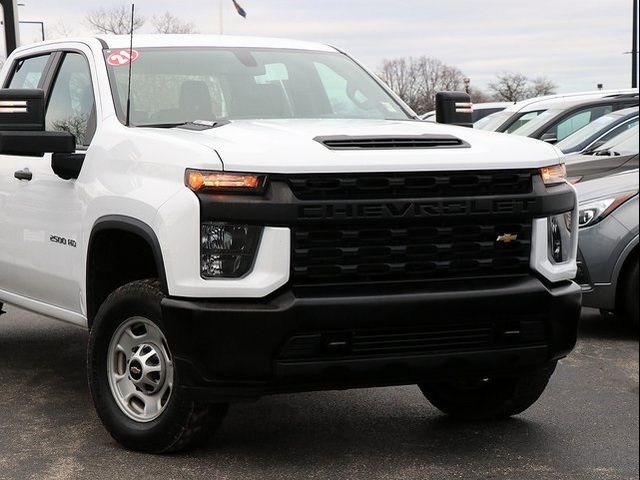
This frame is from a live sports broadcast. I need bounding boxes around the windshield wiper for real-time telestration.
[137,120,231,130]
[591,148,622,157]
[582,145,613,156]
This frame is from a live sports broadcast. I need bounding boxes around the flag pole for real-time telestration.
[219,0,224,34]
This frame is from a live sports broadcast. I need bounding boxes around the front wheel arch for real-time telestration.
[87,216,169,327]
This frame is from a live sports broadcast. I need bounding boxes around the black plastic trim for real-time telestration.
[52,152,86,180]
[161,277,581,402]
[88,215,169,296]
[196,174,576,226]
[314,134,470,150]
[0,131,75,157]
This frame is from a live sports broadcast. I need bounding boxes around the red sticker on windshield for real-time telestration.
[107,49,139,66]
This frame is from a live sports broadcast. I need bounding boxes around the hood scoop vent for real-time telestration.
[315,134,469,150]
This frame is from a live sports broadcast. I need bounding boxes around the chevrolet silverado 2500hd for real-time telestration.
[0,35,581,453]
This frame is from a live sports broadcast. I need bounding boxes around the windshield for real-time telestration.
[592,125,639,156]
[510,109,558,136]
[555,113,619,152]
[105,47,411,126]
[474,110,512,131]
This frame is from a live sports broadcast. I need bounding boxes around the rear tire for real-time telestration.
[88,279,228,453]
[620,260,639,329]
[419,363,556,421]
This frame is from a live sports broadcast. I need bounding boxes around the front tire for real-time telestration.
[88,279,228,453]
[419,363,556,421]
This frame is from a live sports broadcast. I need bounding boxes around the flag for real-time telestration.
[232,0,247,18]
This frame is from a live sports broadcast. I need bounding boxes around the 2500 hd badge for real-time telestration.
[50,235,77,248]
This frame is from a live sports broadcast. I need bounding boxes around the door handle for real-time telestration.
[14,168,32,181]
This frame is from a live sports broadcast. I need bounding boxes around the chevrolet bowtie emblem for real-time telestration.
[496,233,519,243]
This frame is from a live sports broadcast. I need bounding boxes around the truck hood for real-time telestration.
[149,119,562,174]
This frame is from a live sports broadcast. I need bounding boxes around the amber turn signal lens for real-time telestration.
[186,170,266,193]
[539,164,567,186]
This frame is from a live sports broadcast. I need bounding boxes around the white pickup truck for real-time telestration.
[0,35,581,453]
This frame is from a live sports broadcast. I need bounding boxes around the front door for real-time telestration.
[0,49,97,314]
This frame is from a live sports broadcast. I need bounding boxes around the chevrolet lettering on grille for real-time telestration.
[298,199,537,220]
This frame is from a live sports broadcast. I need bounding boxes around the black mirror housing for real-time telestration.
[435,91,473,128]
[0,131,76,157]
[52,153,85,180]
[0,88,45,131]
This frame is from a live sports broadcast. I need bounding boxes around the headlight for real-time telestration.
[186,170,268,194]
[201,222,262,278]
[548,212,573,264]
[539,164,567,186]
[578,191,637,228]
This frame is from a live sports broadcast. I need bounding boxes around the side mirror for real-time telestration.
[0,130,76,157]
[0,89,76,156]
[540,132,558,144]
[435,91,473,128]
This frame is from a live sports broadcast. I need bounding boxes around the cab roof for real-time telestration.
[59,34,338,53]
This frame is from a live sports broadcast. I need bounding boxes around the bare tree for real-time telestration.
[379,58,422,112]
[488,72,530,102]
[379,56,466,114]
[152,12,198,34]
[489,72,558,102]
[86,6,145,35]
[527,76,557,98]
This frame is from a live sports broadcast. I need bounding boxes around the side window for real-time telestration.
[7,54,51,89]
[45,53,96,148]
[550,105,614,141]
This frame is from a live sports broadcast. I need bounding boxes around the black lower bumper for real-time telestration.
[162,277,581,402]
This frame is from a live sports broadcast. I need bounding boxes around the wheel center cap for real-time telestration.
[129,361,143,381]
[127,343,166,395]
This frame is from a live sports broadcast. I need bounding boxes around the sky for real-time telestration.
[7,0,639,93]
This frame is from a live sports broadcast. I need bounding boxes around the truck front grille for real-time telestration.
[292,219,532,287]
[287,170,533,200]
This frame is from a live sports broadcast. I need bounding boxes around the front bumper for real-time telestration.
[162,277,581,402]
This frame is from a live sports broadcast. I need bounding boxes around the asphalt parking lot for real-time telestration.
[0,306,637,480]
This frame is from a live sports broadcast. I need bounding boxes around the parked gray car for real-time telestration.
[572,169,639,327]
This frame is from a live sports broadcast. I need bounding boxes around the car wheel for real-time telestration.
[88,279,228,453]
[418,362,556,421]
[621,260,639,329]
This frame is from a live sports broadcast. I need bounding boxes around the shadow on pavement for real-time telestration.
[578,308,639,341]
